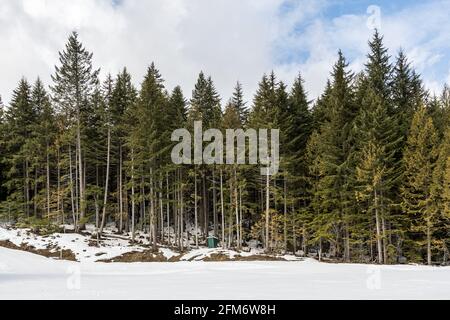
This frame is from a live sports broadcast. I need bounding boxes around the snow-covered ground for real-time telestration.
[1,247,450,300]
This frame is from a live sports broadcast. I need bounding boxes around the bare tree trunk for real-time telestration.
[119,144,123,233]
[283,175,287,252]
[46,142,51,220]
[68,146,77,231]
[99,128,111,237]
[150,168,157,251]
[220,169,225,248]
[374,190,383,264]
[160,175,164,242]
[427,223,432,266]
[381,216,387,264]
[180,169,184,251]
[25,159,30,217]
[239,185,243,249]
[76,119,85,230]
[265,173,270,252]
[212,168,217,237]
[194,168,199,248]
[234,168,240,250]
[57,146,61,223]
[131,149,135,242]
[166,171,170,244]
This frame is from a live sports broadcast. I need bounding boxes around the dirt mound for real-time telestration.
[98,250,180,263]
[203,253,284,262]
[0,240,77,261]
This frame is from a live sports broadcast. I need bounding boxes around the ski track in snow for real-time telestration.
[1,246,450,299]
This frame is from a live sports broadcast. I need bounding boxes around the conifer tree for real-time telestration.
[230,81,248,125]
[401,106,439,265]
[51,31,100,230]
[3,78,35,218]
[32,78,55,219]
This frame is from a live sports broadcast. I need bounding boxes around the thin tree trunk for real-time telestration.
[76,120,85,229]
[194,168,198,248]
[374,190,383,264]
[46,142,51,220]
[265,173,270,252]
[427,223,432,266]
[283,175,287,252]
[119,144,123,233]
[99,127,111,237]
[180,169,184,251]
[160,175,163,242]
[68,146,77,231]
[212,168,217,237]
[234,168,240,250]
[220,169,225,248]
[131,149,135,242]
[166,171,170,244]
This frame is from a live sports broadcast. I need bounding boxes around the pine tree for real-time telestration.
[430,127,450,262]
[231,81,248,125]
[3,78,35,219]
[392,50,424,137]
[51,31,100,230]
[365,30,392,109]
[401,106,439,265]
[111,68,137,233]
[306,51,357,261]
[31,78,56,219]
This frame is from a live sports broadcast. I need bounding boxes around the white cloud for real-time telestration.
[0,0,450,106]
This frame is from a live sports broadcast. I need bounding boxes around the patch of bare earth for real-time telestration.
[98,250,181,263]
[203,253,285,262]
[0,240,77,261]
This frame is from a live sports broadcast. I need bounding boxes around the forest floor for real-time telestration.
[1,245,450,299]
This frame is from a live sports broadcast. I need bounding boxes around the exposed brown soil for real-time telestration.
[0,240,77,261]
[98,250,181,263]
[203,253,285,262]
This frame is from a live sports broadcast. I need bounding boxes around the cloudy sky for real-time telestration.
[1,0,450,105]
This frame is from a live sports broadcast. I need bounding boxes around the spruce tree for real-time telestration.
[230,82,248,125]
[3,78,35,219]
[306,51,356,261]
[401,106,439,265]
[51,31,100,230]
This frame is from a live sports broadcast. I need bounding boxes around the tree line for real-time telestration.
[0,31,449,264]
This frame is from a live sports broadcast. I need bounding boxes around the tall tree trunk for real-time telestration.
[381,216,388,264]
[46,142,50,220]
[160,175,164,243]
[239,185,243,249]
[69,146,77,231]
[283,175,287,252]
[374,190,383,264]
[427,223,432,266]
[220,169,225,248]
[119,144,123,234]
[212,168,217,237]
[234,168,240,250]
[180,169,184,251]
[194,168,199,248]
[131,149,135,242]
[99,127,111,237]
[77,120,85,230]
[265,173,270,252]
[166,171,170,244]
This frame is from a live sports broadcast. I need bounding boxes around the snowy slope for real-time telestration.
[1,247,450,300]
[0,226,299,262]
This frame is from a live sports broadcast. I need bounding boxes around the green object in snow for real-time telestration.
[207,236,219,248]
